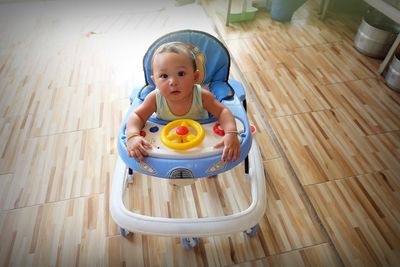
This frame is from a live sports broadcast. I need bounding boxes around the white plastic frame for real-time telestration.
[110,140,266,237]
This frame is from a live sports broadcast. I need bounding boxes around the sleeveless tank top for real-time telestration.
[155,84,209,121]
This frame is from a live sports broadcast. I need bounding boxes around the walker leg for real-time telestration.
[127,168,134,184]
[182,237,200,249]
[119,227,133,237]
[245,156,249,174]
[244,224,259,237]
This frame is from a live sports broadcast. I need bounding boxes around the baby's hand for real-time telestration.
[126,136,152,162]
[213,133,240,162]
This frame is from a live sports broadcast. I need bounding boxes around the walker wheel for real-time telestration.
[119,227,132,237]
[182,237,200,249]
[244,224,259,237]
[127,174,134,184]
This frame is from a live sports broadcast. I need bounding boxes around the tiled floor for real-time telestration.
[203,0,400,266]
[0,0,399,266]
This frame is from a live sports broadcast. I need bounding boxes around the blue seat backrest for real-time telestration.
[138,30,233,102]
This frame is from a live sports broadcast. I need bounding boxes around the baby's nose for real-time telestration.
[169,77,178,85]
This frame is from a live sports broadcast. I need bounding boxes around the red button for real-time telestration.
[250,124,256,134]
[176,126,189,135]
[213,123,225,136]
[140,130,146,137]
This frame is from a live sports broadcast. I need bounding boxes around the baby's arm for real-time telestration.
[202,90,240,162]
[125,92,156,161]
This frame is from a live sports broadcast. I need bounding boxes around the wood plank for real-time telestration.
[0,115,33,174]
[322,78,400,135]
[0,174,13,211]
[247,100,281,160]
[2,128,116,209]
[230,243,342,267]
[261,158,327,254]
[243,68,331,118]
[227,54,281,160]
[305,170,400,267]
[0,194,106,267]
[271,109,400,185]
[26,83,121,137]
[293,42,379,84]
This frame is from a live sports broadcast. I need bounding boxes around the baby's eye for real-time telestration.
[177,71,186,77]
[159,74,168,79]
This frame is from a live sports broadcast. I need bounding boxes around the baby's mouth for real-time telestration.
[171,90,181,95]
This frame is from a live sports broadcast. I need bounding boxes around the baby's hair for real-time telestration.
[152,41,197,71]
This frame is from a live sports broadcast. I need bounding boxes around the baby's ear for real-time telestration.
[193,70,200,83]
[150,75,155,83]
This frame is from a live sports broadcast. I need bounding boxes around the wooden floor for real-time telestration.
[0,0,399,266]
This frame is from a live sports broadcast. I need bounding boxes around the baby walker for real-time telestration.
[110,30,266,249]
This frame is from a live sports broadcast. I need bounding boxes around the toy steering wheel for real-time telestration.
[161,119,205,150]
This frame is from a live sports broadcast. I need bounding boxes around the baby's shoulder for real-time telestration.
[143,90,157,103]
[201,87,215,99]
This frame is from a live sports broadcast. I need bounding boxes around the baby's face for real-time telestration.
[151,52,199,102]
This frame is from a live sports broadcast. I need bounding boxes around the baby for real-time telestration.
[125,41,240,163]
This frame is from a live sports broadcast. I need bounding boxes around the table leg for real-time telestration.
[320,0,330,20]
[379,33,400,74]
[226,0,232,26]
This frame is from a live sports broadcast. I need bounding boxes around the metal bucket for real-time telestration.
[354,14,398,58]
[385,54,400,92]
[270,0,306,22]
